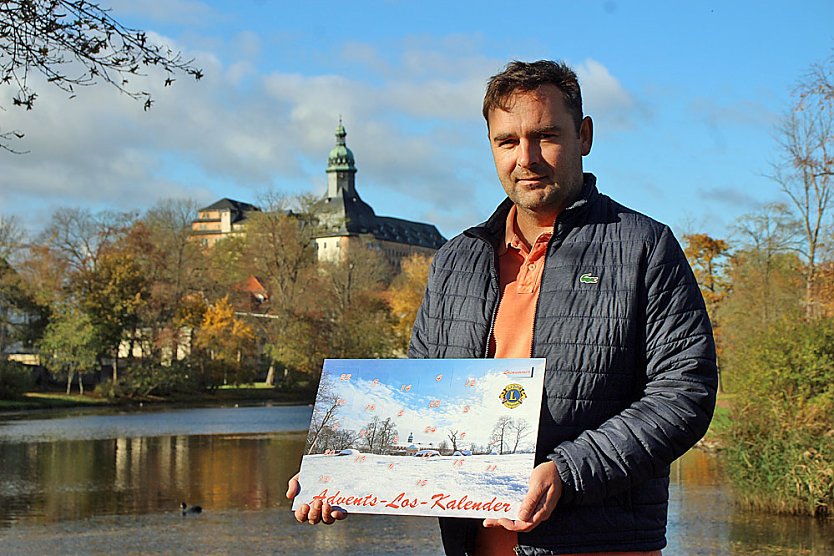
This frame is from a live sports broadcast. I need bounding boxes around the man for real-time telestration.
[289,60,717,556]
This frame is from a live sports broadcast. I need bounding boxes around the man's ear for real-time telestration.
[580,116,593,156]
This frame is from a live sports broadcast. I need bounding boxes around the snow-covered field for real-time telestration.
[293,452,534,519]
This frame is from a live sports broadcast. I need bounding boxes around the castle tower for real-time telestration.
[326,119,357,198]
[314,120,446,264]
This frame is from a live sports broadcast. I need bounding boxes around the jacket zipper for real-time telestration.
[483,239,500,358]
[530,218,568,357]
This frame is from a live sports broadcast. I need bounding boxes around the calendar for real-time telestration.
[292,358,546,519]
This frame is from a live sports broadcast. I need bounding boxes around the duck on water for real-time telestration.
[181,502,202,515]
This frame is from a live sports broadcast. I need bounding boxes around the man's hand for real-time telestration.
[286,472,348,525]
[483,460,562,532]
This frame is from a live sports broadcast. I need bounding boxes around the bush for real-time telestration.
[0,360,33,399]
[95,362,206,400]
[720,319,834,517]
[93,359,261,401]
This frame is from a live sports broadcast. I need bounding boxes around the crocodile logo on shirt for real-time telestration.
[579,272,600,284]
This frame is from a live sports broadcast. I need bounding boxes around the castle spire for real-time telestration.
[326,119,357,197]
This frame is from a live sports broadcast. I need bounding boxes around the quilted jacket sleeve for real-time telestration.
[550,225,718,505]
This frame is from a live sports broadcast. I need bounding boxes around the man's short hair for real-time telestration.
[482,60,584,133]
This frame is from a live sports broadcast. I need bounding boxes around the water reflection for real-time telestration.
[0,432,307,526]
[0,405,313,442]
[0,407,831,555]
[668,450,833,555]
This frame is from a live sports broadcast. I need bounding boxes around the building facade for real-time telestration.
[190,198,260,247]
[191,123,446,264]
[313,122,446,264]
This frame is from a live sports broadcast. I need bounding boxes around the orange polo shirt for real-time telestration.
[489,205,551,359]
[477,205,661,556]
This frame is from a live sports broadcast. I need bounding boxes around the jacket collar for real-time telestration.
[465,172,599,243]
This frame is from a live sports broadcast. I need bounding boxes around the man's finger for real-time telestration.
[286,475,300,499]
[516,487,543,523]
[482,517,536,532]
[321,502,335,524]
[529,486,558,524]
[294,503,310,523]
[307,499,323,525]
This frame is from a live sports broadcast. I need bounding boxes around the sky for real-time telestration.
[2,0,833,243]
[319,358,545,449]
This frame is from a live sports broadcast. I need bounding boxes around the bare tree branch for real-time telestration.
[1,0,203,150]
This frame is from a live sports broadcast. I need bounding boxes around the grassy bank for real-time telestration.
[0,383,315,412]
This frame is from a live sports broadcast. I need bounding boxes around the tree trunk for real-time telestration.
[66,369,74,395]
[171,328,180,364]
[78,371,84,395]
[265,363,275,386]
[112,349,119,383]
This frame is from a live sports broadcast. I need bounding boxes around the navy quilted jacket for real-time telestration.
[408,174,718,555]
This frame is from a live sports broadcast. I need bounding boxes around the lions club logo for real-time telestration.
[499,383,526,409]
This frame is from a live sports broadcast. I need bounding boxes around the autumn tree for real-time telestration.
[240,193,318,310]
[683,233,731,390]
[236,195,320,384]
[1,0,202,151]
[137,199,205,365]
[268,244,397,379]
[0,215,25,261]
[683,234,731,320]
[770,55,834,318]
[193,296,256,386]
[19,208,141,382]
[39,302,97,394]
[73,249,149,381]
[40,207,134,274]
[0,216,41,353]
[731,203,802,324]
[0,257,45,356]
[720,205,805,393]
[386,253,432,353]
[318,245,397,360]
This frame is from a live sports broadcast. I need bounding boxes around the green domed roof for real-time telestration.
[327,121,356,172]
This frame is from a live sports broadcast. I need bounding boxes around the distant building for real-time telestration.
[190,122,446,264]
[190,198,260,248]
[232,275,270,313]
[313,122,446,264]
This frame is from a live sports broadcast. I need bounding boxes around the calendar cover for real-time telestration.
[292,358,546,519]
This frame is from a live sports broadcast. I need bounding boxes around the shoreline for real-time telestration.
[0,386,315,414]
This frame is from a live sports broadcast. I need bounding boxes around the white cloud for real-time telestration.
[0,35,511,236]
[576,58,646,129]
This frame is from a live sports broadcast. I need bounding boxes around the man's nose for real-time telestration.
[516,139,542,168]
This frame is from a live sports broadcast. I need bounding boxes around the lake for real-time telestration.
[0,404,831,554]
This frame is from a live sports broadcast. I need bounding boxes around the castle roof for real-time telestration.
[317,123,446,249]
[197,198,260,224]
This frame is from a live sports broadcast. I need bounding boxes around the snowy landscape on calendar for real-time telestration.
[292,358,546,519]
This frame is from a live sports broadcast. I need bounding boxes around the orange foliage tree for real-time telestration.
[193,296,256,385]
[385,253,432,353]
[684,233,731,391]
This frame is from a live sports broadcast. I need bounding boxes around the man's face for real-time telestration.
[487,85,593,220]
